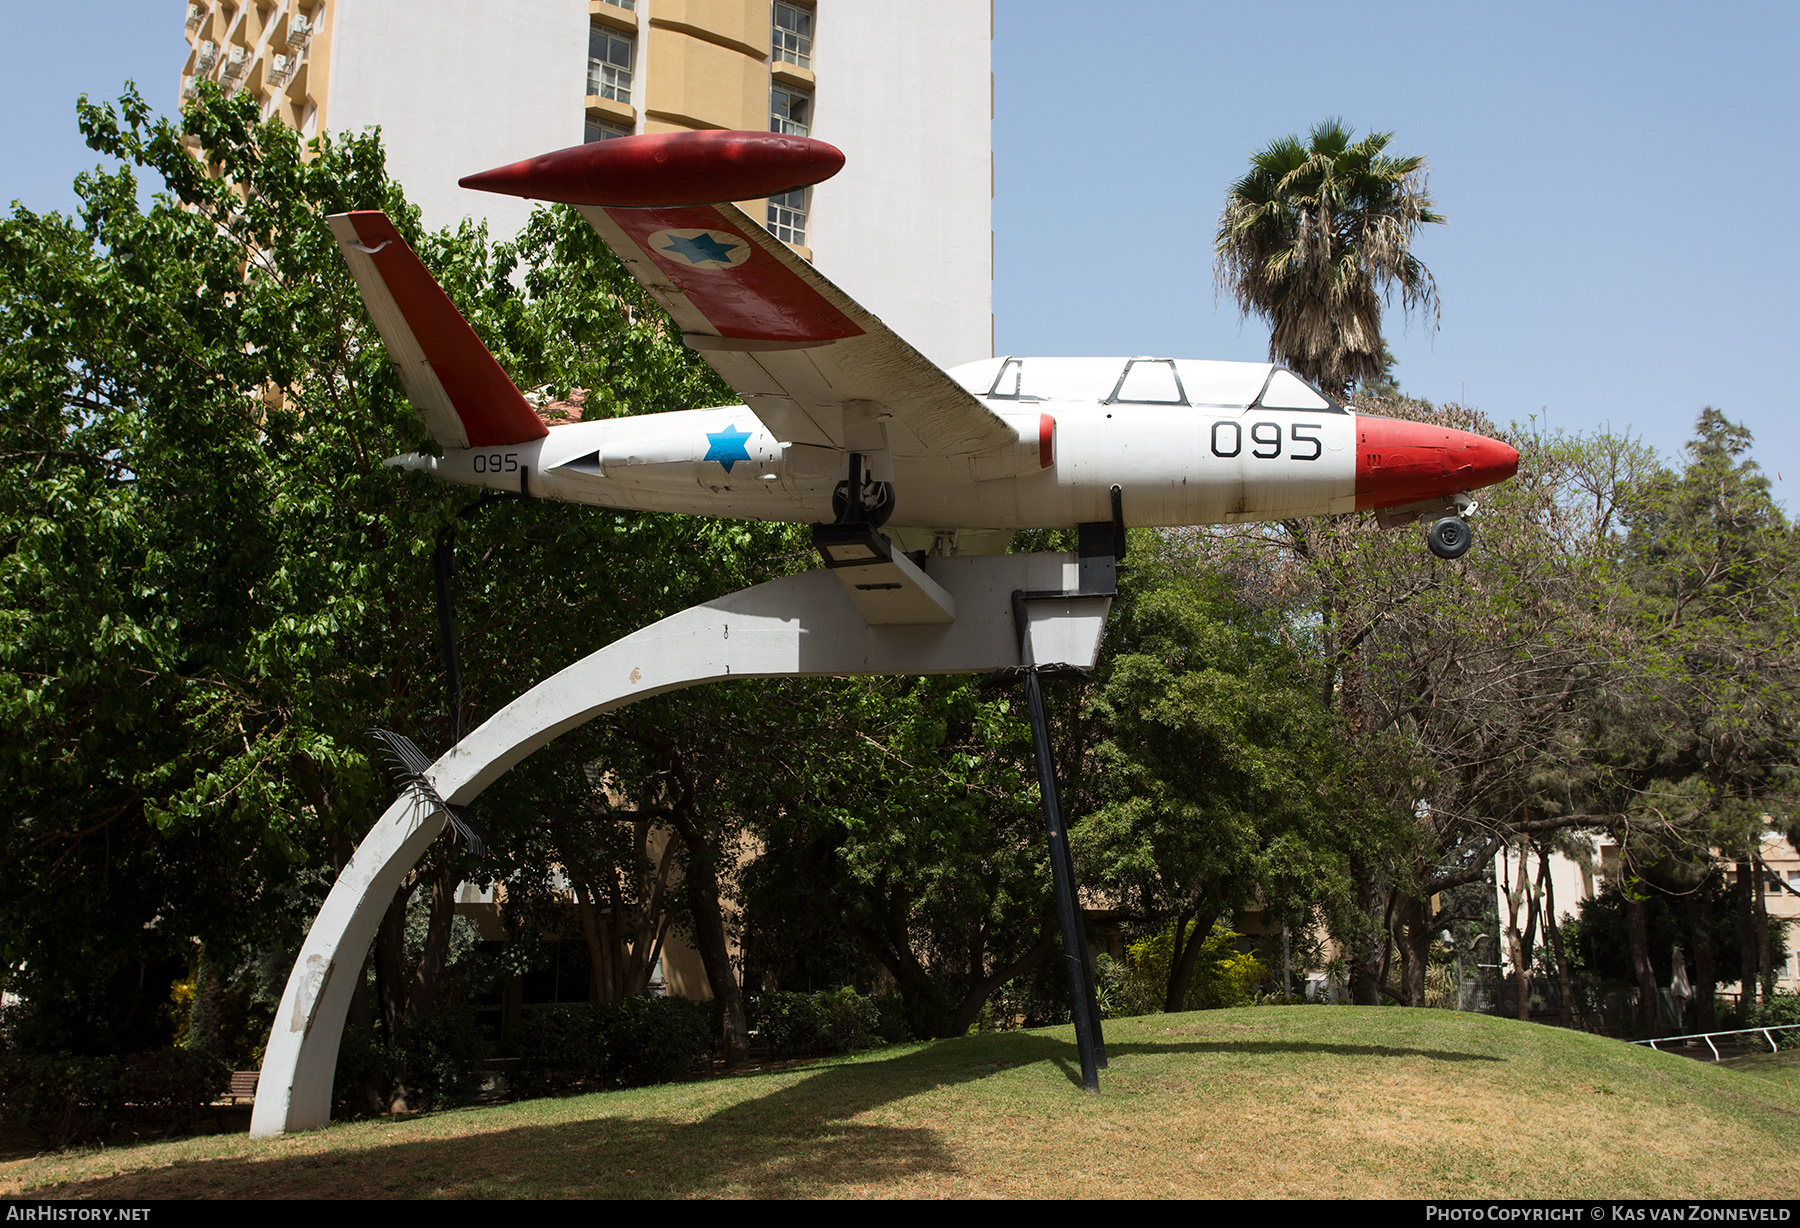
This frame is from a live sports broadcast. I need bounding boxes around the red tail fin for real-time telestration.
[327,211,547,449]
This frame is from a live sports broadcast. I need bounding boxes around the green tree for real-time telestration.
[0,83,438,1053]
[1607,410,1800,1021]
[1172,406,1650,1007]
[0,83,794,1073]
[1214,118,1444,396]
[737,673,1057,1040]
[1342,415,1640,1008]
[1076,553,1369,1011]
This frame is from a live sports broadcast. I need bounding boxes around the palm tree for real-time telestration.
[1215,118,1445,398]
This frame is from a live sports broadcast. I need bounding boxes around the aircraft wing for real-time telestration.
[460,131,1015,458]
[573,201,1013,456]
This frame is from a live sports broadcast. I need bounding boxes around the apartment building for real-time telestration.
[177,0,994,369]
[1500,831,1800,997]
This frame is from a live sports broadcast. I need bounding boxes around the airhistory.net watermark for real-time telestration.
[4,1208,153,1222]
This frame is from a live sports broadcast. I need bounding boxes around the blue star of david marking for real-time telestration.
[659,232,742,266]
[704,423,754,473]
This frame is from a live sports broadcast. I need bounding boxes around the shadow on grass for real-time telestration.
[1040,1036,1507,1090]
[33,1030,1506,1198]
[1132,1039,1507,1063]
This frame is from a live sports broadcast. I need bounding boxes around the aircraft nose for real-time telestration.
[1353,415,1520,511]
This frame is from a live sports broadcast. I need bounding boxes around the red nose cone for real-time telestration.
[459,130,846,208]
[1353,415,1520,511]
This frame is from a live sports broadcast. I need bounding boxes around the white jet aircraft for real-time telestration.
[329,131,1516,624]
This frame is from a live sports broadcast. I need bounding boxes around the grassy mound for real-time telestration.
[4,1007,1798,1199]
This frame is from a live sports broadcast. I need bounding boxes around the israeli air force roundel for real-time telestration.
[649,229,753,270]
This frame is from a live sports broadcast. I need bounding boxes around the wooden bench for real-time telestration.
[228,1071,260,1104]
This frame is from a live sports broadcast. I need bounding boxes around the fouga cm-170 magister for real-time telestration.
[328,130,1517,626]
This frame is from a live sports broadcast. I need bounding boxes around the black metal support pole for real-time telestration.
[990,552,1119,1094]
[432,524,466,746]
[1022,658,1101,1094]
[1050,797,1107,1067]
[431,486,530,749]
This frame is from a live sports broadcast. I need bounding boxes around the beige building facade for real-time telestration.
[1501,830,1799,999]
[178,0,995,370]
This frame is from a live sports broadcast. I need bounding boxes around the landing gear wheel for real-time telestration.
[1427,516,1472,560]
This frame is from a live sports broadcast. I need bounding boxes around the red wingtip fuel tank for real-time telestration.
[459,131,846,208]
[1353,415,1520,511]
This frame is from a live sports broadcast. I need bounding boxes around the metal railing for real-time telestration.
[1632,1022,1800,1061]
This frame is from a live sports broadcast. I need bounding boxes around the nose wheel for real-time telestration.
[1427,516,1472,560]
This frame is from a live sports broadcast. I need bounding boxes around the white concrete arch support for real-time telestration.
[251,552,1108,1137]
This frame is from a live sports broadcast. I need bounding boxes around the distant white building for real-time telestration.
[1496,830,1799,996]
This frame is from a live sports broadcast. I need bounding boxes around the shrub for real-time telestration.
[389,1005,488,1111]
[606,995,711,1086]
[749,988,886,1056]
[872,993,912,1045]
[0,1049,226,1148]
[1718,990,1800,1035]
[1122,923,1268,1014]
[121,1048,229,1137]
[1753,993,1800,1029]
[332,1022,394,1118]
[751,991,824,1056]
[331,1008,490,1114]
[0,1054,126,1149]
[512,997,710,1094]
[512,1004,607,1096]
[814,986,883,1052]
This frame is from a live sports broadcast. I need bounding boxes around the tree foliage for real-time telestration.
[0,83,797,1064]
[1076,556,1368,1010]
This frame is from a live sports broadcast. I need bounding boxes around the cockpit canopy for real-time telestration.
[949,357,1344,413]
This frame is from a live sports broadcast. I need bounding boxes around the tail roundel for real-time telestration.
[327,211,547,449]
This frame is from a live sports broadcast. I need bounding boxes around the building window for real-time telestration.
[585,117,630,143]
[771,86,811,136]
[767,187,808,246]
[589,24,635,103]
[772,2,813,70]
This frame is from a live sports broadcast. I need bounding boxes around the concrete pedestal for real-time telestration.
[251,552,1108,1136]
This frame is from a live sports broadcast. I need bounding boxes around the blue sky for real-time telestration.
[993,1,1800,493]
[6,2,1797,493]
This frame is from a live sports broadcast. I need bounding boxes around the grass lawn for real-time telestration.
[3,1006,1798,1199]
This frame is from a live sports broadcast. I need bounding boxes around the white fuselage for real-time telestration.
[399,357,1361,530]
